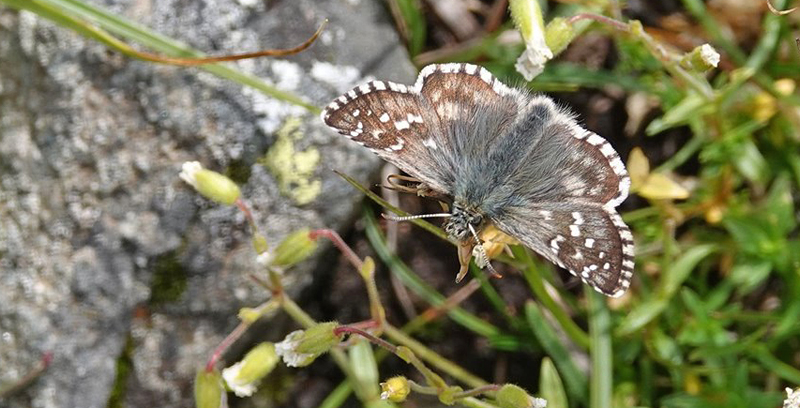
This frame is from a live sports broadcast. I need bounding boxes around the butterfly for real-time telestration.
[321,63,634,297]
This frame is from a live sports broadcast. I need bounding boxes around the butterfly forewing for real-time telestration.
[322,79,455,193]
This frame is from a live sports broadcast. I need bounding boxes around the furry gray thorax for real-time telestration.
[442,202,484,242]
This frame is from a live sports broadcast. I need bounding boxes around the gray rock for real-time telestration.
[0,0,414,406]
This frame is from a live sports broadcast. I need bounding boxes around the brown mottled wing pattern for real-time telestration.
[322,63,635,297]
[489,103,634,297]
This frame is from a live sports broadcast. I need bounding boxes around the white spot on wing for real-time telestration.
[584,238,595,248]
[389,138,404,151]
[394,120,410,130]
[380,113,390,123]
[422,138,437,150]
[570,225,580,237]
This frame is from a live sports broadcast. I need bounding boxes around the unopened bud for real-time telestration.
[680,44,720,72]
[194,369,225,408]
[180,161,241,205]
[544,17,575,56]
[221,342,279,397]
[271,228,318,268]
[380,376,410,402]
[275,322,342,367]
[497,384,547,408]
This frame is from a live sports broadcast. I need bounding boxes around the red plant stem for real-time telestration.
[333,326,397,354]
[0,351,53,398]
[234,198,256,229]
[567,12,630,32]
[309,229,364,270]
[205,322,249,372]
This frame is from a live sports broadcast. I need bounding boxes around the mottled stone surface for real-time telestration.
[0,0,414,406]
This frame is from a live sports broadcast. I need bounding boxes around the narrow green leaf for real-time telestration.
[525,301,588,404]
[539,357,568,408]
[617,244,717,336]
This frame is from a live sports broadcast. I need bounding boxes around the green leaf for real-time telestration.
[349,340,380,400]
[646,93,712,135]
[617,244,718,336]
[524,301,588,404]
[539,358,568,408]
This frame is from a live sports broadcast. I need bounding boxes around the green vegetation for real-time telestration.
[7,0,800,406]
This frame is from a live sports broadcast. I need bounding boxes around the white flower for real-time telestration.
[533,397,548,408]
[222,361,258,397]
[510,0,553,80]
[274,330,315,367]
[179,161,203,189]
[699,44,720,68]
[515,46,553,81]
[785,387,800,408]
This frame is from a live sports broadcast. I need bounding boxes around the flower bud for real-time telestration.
[275,322,342,367]
[380,376,410,402]
[180,161,241,205]
[194,369,225,408]
[680,44,720,72]
[270,228,318,268]
[497,384,547,408]
[221,342,279,397]
[544,17,575,56]
[252,234,269,255]
[510,0,553,80]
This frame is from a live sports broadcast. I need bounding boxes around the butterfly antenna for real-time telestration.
[468,224,502,279]
[381,213,452,222]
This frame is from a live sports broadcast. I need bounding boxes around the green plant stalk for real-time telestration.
[384,325,487,388]
[320,282,492,408]
[459,397,502,408]
[318,381,354,408]
[3,0,319,113]
[587,290,612,408]
[749,345,800,384]
[514,246,591,350]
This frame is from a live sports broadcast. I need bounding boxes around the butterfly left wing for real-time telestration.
[322,76,456,194]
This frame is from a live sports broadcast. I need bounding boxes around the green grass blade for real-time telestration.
[524,301,588,404]
[587,290,612,408]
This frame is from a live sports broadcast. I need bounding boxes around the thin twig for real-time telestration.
[333,326,398,354]
[205,322,249,371]
[0,352,54,399]
[766,0,797,15]
[567,13,630,32]
[128,20,328,66]
[309,229,364,270]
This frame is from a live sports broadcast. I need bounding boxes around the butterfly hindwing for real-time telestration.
[485,102,634,296]
[493,203,634,297]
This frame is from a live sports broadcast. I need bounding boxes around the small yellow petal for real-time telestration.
[638,173,690,200]
[627,147,650,190]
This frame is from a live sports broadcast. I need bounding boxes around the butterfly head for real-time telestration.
[443,202,484,243]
